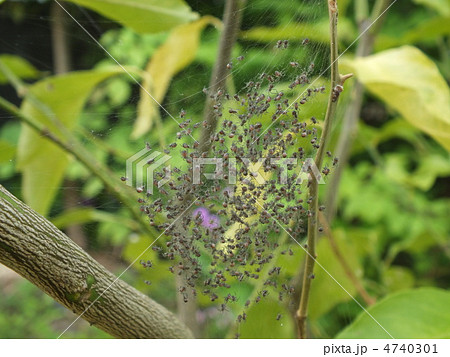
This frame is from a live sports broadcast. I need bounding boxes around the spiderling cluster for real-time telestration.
[129,41,339,324]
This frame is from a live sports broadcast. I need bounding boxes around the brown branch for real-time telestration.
[199,0,245,154]
[51,2,71,75]
[296,0,348,339]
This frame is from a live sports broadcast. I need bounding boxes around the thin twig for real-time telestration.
[199,0,245,154]
[0,86,156,240]
[296,0,350,338]
[318,211,376,306]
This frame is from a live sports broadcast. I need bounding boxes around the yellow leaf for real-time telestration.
[132,16,220,139]
[241,18,355,45]
[346,46,450,151]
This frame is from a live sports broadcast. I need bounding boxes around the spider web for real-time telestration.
[0,0,389,339]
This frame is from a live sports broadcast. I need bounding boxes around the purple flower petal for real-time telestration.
[193,207,209,222]
[193,207,220,229]
[204,214,220,229]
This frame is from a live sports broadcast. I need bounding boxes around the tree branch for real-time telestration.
[296,0,350,338]
[51,2,71,75]
[0,185,193,338]
[199,0,245,154]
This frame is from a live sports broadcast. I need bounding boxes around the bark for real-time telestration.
[0,184,193,338]
[199,0,245,153]
[51,2,71,75]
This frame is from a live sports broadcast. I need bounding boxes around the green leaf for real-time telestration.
[51,207,137,230]
[105,77,131,106]
[98,219,130,245]
[372,118,422,147]
[375,17,450,50]
[403,16,450,43]
[237,296,295,338]
[337,288,450,338]
[122,234,176,300]
[346,46,450,151]
[0,123,19,179]
[132,16,219,139]
[63,0,199,34]
[0,140,16,163]
[17,68,123,215]
[309,229,362,319]
[407,154,450,191]
[82,177,104,198]
[414,0,450,16]
[383,266,415,293]
[0,54,40,84]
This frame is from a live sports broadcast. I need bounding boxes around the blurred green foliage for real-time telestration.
[0,0,449,339]
[0,280,110,338]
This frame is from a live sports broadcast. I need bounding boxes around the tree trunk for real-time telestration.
[0,184,193,338]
